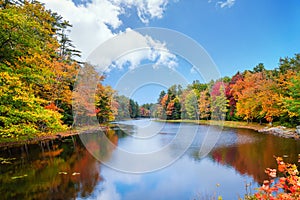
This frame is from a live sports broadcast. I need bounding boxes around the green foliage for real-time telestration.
[114,95,139,120]
[0,71,66,138]
[283,72,300,123]
[185,90,199,119]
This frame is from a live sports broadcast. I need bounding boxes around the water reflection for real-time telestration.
[0,137,102,200]
[210,128,300,184]
[0,120,299,200]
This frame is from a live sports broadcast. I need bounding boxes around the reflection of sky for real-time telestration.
[80,120,259,200]
[88,156,258,200]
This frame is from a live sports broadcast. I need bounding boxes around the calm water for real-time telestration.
[0,119,299,200]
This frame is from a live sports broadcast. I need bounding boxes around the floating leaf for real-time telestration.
[1,160,12,164]
[11,174,28,179]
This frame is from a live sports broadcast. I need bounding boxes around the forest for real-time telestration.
[152,59,300,126]
[0,0,299,142]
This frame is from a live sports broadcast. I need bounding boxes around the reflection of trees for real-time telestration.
[0,129,120,199]
[209,129,300,184]
[83,128,119,163]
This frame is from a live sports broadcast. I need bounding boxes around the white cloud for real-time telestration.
[88,29,178,72]
[112,0,169,23]
[217,0,235,8]
[40,0,172,60]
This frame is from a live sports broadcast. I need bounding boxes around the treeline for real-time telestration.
[0,0,153,141]
[153,56,300,127]
[1,1,299,141]
[0,0,115,140]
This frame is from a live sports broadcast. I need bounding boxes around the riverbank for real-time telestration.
[157,119,299,140]
[0,125,109,148]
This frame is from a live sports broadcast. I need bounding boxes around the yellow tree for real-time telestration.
[198,89,210,120]
[257,78,281,123]
[232,72,262,123]
[95,82,117,123]
[232,71,281,124]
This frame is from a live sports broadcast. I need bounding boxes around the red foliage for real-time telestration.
[225,72,243,116]
[211,81,226,98]
[44,102,60,111]
[253,156,300,199]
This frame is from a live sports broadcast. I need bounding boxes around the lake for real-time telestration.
[0,119,299,199]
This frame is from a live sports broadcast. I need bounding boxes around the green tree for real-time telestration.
[253,63,266,73]
[115,95,130,120]
[185,90,199,119]
[282,71,300,124]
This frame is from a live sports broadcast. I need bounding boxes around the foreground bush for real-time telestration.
[248,156,300,200]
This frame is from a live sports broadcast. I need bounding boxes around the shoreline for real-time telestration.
[0,125,107,148]
[155,119,299,140]
[0,120,298,148]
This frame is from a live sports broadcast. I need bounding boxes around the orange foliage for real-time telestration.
[232,72,281,123]
[45,102,60,111]
[254,156,300,199]
[161,94,169,108]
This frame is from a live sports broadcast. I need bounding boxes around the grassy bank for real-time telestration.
[156,119,266,130]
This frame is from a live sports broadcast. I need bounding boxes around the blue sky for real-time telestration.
[41,0,300,104]
[118,0,300,76]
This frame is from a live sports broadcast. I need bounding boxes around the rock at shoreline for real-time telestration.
[258,126,298,139]
[296,125,300,135]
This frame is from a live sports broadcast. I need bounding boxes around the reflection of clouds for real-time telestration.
[101,124,196,172]
[96,181,121,200]
[91,156,255,200]
[213,129,258,148]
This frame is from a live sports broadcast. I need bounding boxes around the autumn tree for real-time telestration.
[225,72,243,120]
[0,1,70,138]
[278,70,300,125]
[232,71,281,124]
[232,72,262,123]
[156,93,168,119]
[95,82,117,123]
[198,89,210,120]
[166,97,181,120]
[257,78,281,124]
[210,81,228,120]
